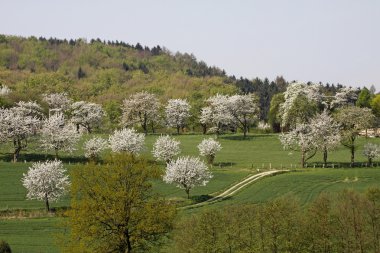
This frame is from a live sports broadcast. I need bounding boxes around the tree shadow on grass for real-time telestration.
[190,194,213,204]
[219,134,275,141]
[0,152,88,164]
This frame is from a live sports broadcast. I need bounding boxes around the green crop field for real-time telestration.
[1,133,380,252]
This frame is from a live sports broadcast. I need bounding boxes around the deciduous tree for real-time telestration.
[152,135,181,163]
[197,138,222,165]
[70,101,105,133]
[163,156,212,198]
[122,91,160,134]
[40,113,81,158]
[66,154,175,253]
[21,160,69,211]
[165,98,191,134]
[108,128,145,155]
[0,108,40,162]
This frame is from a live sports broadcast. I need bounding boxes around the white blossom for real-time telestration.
[13,101,44,118]
[257,121,271,130]
[227,94,259,136]
[0,108,40,162]
[84,137,108,160]
[280,82,321,127]
[0,85,11,96]
[21,160,69,211]
[310,111,341,164]
[331,87,358,108]
[109,128,145,154]
[165,99,191,134]
[122,91,161,134]
[70,101,105,133]
[42,92,72,114]
[201,94,233,135]
[152,135,181,163]
[280,124,317,168]
[163,156,212,198]
[198,138,222,164]
[363,143,380,165]
[40,112,81,157]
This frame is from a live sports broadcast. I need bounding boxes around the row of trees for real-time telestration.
[173,188,380,253]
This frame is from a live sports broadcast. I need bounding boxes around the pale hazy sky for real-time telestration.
[0,0,379,89]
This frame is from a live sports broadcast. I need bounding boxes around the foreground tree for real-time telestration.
[21,160,69,211]
[335,106,374,166]
[83,137,108,161]
[40,113,81,158]
[165,98,191,134]
[280,124,317,168]
[152,135,181,163]
[310,111,341,166]
[363,143,380,166]
[122,91,160,134]
[0,108,40,162]
[163,156,212,198]
[108,128,145,155]
[197,138,222,165]
[70,101,105,133]
[65,154,176,253]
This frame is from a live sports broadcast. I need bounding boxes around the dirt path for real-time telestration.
[183,169,289,209]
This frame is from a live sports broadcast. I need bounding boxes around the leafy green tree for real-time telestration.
[356,87,373,108]
[65,154,176,253]
[268,93,284,132]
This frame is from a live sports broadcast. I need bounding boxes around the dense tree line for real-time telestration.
[172,188,380,253]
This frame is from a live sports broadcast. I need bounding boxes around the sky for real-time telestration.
[0,0,379,90]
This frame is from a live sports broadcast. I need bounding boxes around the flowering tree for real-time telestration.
[152,135,181,163]
[227,94,259,137]
[70,101,105,133]
[21,160,69,211]
[363,143,380,166]
[109,128,145,155]
[331,87,358,109]
[335,106,374,166]
[165,99,191,134]
[13,101,44,118]
[163,156,212,198]
[200,94,233,135]
[122,91,161,134]
[42,92,72,116]
[83,137,108,161]
[280,82,321,129]
[0,108,40,162]
[310,111,341,166]
[198,138,222,165]
[199,106,213,134]
[40,113,81,158]
[280,124,317,168]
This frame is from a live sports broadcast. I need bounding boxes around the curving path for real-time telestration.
[183,169,289,209]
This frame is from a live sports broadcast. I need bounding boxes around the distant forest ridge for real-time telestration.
[0,34,356,122]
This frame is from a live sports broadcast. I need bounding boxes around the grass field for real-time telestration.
[1,133,380,252]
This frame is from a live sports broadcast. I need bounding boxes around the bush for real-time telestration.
[0,240,11,253]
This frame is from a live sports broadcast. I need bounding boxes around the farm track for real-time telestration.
[183,169,289,209]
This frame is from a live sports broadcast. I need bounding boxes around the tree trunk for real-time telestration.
[76,124,80,133]
[351,145,355,167]
[45,194,50,212]
[55,148,59,159]
[124,229,132,253]
[186,188,190,199]
[301,151,305,168]
[13,140,22,163]
[177,126,180,135]
[323,147,328,167]
[208,155,215,165]
[202,124,207,135]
